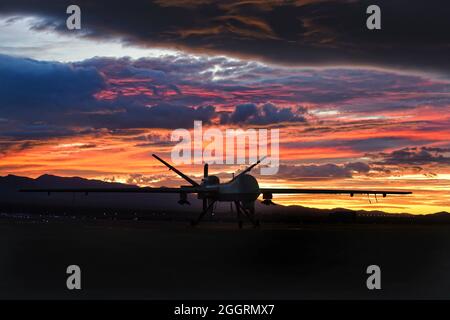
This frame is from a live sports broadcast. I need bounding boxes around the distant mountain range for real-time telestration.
[0,174,448,221]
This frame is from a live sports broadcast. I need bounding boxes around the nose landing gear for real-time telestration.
[234,201,260,229]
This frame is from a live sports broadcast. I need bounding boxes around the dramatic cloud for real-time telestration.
[0,53,105,116]
[84,103,217,129]
[0,55,215,133]
[371,147,450,165]
[274,162,371,180]
[221,103,307,125]
[1,53,449,151]
[0,1,449,74]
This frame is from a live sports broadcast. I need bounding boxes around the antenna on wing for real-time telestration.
[152,154,200,187]
[229,156,267,183]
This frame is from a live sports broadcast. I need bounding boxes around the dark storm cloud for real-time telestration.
[1,0,449,74]
[0,54,216,135]
[274,161,370,180]
[0,53,105,117]
[0,53,107,137]
[0,140,49,156]
[371,147,450,165]
[1,54,314,141]
[221,103,307,125]
[1,52,447,142]
[285,137,433,153]
[83,103,217,129]
[340,137,433,152]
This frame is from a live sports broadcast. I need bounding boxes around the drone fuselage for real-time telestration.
[198,174,260,203]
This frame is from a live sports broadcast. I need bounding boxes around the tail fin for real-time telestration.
[152,154,200,187]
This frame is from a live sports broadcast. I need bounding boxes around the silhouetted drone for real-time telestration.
[22,154,412,228]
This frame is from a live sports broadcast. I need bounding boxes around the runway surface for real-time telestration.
[1,217,450,299]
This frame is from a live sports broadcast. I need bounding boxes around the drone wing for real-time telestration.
[20,186,203,194]
[260,188,412,196]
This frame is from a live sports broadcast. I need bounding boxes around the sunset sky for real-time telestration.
[0,1,449,214]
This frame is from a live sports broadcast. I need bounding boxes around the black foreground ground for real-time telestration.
[1,217,450,299]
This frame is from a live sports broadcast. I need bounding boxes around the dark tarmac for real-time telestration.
[1,218,450,299]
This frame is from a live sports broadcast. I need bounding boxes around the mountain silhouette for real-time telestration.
[0,174,196,213]
[0,174,448,222]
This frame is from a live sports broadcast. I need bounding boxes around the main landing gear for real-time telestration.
[190,200,260,229]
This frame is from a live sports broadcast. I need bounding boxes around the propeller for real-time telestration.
[204,163,208,178]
